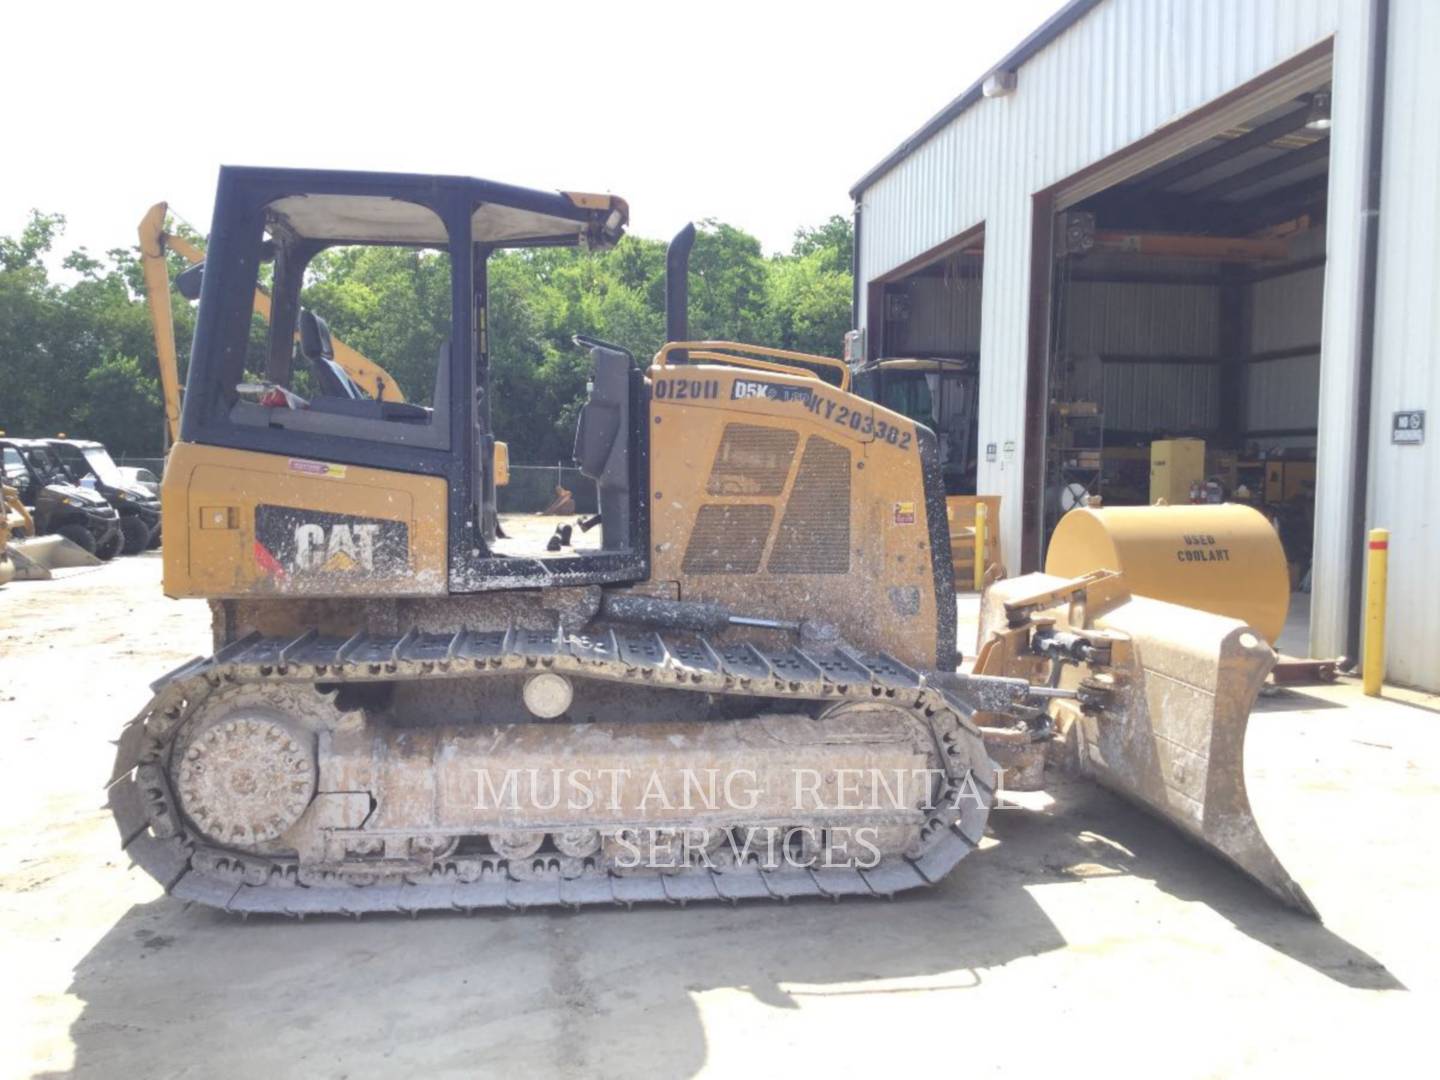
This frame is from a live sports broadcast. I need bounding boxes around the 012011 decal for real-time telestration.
[254,505,409,578]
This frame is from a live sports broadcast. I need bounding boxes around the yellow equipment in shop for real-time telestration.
[1149,437,1206,505]
[946,495,1002,586]
[1264,459,1316,504]
[104,166,1312,917]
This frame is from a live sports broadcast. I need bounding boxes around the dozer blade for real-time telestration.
[978,573,1316,915]
[4,536,102,579]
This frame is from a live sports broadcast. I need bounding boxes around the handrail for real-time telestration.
[653,340,851,393]
[685,351,823,382]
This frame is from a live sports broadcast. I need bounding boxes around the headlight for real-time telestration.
[62,496,83,507]
[116,492,131,502]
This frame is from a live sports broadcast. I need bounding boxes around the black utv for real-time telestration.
[46,439,161,554]
[0,438,122,558]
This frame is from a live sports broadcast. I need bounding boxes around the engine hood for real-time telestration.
[46,483,110,507]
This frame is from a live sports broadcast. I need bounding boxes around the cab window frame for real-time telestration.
[183,178,472,480]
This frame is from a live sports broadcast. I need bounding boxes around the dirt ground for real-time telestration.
[3,555,1437,1079]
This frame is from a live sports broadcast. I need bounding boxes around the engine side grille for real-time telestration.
[706,424,799,497]
[767,436,850,574]
[682,505,775,574]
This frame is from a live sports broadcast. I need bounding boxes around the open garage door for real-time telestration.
[856,229,985,496]
[1035,65,1333,659]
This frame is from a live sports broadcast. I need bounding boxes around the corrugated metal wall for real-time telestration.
[1061,277,1220,433]
[1249,229,1326,437]
[1103,363,1220,433]
[858,0,1343,287]
[899,267,1223,434]
[1063,281,1219,355]
[855,0,1414,676]
[1366,0,1439,687]
[1252,268,1326,353]
[888,277,983,354]
[1245,354,1320,432]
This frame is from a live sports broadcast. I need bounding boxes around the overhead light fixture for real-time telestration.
[1305,91,1331,131]
[983,70,1017,98]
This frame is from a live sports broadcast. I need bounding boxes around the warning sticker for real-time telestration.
[893,501,916,525]
[288,458,347,480]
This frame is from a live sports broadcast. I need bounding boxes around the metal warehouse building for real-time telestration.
[849,0,1437,689]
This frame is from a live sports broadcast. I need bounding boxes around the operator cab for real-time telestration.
[180,166,640,591]
[853,357,980,495]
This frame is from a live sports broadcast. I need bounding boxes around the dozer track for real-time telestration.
[108,627,997,916]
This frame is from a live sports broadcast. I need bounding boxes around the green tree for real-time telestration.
[686,221,772,345]
[76,354,164,451]
[0,207,855,464]
[0,211,65,273]
[0,211,190,454]
[789,214,854,275]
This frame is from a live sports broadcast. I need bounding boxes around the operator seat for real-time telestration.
[299,311,364,400]
[292,311,432,424]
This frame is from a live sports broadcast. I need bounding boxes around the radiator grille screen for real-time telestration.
[682,505,775,574]
[706,424,799,496]
[767,436,850,574]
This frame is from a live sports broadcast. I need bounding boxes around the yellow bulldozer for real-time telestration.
[108,166,1310,916]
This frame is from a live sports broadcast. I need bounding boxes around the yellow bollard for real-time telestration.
[973,502,988,592]
[1363,527,1388,696]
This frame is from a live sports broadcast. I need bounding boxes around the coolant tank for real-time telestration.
[1044,504,1290,644]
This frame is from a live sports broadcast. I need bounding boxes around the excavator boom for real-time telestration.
[137,201,408,449]
[138,204,184,445]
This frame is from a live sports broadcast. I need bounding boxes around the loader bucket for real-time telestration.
[4,536,103,580]
[978,572,1316,915]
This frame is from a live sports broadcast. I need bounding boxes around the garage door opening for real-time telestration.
[1041,84,1332,656]
[855,230,984,495]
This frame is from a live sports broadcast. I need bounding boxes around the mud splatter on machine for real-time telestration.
[110,167,1309,916]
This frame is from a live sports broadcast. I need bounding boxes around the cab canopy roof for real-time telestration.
[221,166,629,250]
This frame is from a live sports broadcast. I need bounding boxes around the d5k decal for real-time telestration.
[254,505,409,578]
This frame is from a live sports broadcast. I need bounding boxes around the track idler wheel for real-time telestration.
[173,712,317,850]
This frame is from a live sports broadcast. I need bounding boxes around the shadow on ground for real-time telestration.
[44,778,1396,1079]
[994,780,1402,991]
[1253,687,1350,712]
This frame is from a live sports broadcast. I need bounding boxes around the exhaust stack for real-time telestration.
[665,223,696,364]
